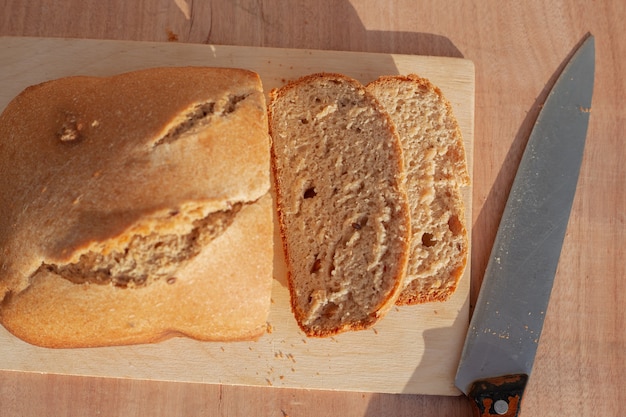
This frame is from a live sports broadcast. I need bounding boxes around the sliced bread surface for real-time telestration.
[367,74,469,304]
[269,73,411,336]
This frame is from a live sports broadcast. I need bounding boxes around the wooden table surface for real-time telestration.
[1,1,624,416]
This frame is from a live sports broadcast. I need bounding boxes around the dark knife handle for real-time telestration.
[467,374,529,417]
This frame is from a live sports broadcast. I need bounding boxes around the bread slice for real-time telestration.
[268,73,411,336]
[367,74,469,304]
[0,67,273,347]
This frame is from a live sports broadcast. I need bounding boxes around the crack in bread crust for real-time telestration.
[36,203,243,288]
[153,94,251,147]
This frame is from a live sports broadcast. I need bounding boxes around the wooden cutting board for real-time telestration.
[0,36,474,396]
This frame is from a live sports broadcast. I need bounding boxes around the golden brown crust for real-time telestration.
[0,67,273,347]
[395,252,467,305]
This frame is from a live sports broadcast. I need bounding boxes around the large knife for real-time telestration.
[455,35,595,416]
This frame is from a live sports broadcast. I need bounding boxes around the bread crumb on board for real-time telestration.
[166,29,179,42]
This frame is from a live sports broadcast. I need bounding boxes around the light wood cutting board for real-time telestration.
[0,36,474,396]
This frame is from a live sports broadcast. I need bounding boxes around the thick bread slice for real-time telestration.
[367,74,469,304]
[0,67,273,347]
[268,73,411,336]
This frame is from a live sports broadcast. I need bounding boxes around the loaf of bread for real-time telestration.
[367,75,469,304]
[0,67,273,348]
[268,73,411,336]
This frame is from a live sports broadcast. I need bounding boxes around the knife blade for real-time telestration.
[454,34,595,416]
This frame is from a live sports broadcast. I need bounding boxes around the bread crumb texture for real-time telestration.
[269,73,411,336]
[367,74,469,304]
[37,203,242,288]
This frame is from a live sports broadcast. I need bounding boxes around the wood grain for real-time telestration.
[1,0,625,416]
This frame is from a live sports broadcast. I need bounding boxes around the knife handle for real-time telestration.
[467,374,528,417]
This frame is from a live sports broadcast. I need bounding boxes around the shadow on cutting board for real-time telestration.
[364,300,472,417]
[402,293,470,394]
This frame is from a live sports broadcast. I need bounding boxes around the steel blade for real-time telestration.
[455,35,595,395]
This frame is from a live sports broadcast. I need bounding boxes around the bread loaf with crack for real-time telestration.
[0,67,273,348]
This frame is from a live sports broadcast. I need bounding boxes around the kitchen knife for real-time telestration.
[455,35,595,416]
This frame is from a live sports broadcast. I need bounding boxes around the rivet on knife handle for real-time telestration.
[468,374,528,417]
